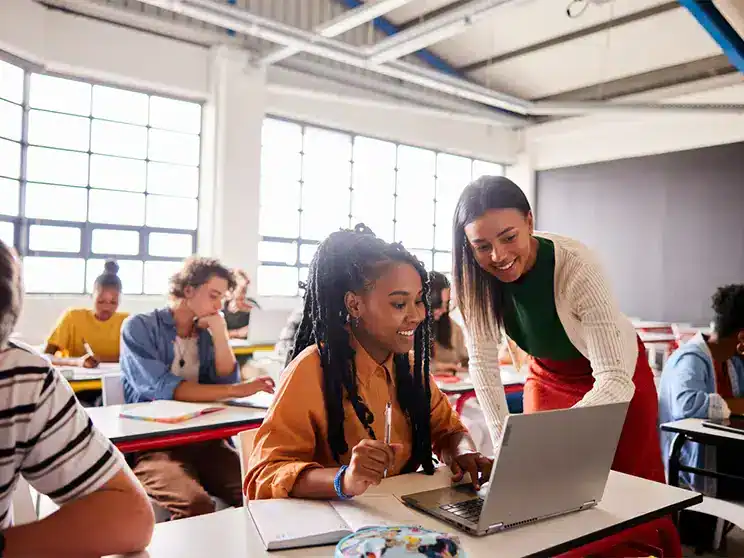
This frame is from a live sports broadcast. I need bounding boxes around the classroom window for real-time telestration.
[0,54,202,294]
[257,117,506,296]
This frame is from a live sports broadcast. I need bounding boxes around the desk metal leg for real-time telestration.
[667,433,686,528]
[668,433,686,488]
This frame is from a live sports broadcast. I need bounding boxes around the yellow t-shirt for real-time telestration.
[45,308,129,362]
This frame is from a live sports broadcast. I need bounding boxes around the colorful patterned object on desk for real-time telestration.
[119,406,224,424]
[336,526,465,558]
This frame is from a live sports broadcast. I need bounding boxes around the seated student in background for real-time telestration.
[429,271,468,375]
[659,284,744,495]
[120,256,275,519]
[0,240,153,556]
[244,225,491,500]
[44,259,127,368]
[223,268,253,339]
[275,307,303,367]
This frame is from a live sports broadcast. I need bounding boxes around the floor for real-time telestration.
[683,527,744,557]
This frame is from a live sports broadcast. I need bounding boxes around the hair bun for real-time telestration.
[104,259,120,276]
[353,223,376,237]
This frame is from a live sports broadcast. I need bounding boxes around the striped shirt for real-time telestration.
[0,341,124,529]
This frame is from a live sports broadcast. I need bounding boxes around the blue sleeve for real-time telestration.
[666,354,714,420]
[120,316,183,401]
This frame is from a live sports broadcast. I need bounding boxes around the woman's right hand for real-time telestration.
[341,440,402,497]
[230,376,276,398]
[80,354,100,369]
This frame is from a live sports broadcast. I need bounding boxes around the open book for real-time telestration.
[248,494,417,550]
[119,401,224,424]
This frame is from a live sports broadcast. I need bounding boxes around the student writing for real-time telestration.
[244,225,491,500]
[44,259,128,368]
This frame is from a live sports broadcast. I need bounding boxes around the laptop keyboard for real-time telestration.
[440,498,484,522]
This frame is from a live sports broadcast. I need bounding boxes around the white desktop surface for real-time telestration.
[57,362,121,381]
[86,402,266,443]
[436,365,526,394]
[662,418,744,442]
[111,468,699,558]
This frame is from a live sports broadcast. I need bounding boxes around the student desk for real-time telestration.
[58,363,121,394]
[436,365,526,415]
[86,402,266,453]
[661,418,744,488]
[111,468,700,558]
[229,339,276,357]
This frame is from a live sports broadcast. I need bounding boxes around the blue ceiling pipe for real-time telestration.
[334,0,462,76]
[679,0,744,73]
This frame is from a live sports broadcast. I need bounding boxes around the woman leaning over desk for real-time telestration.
[453,176,664,483]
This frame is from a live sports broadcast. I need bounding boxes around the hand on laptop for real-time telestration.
[449,451,492,490]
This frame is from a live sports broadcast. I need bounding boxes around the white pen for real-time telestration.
[383,401,392,478]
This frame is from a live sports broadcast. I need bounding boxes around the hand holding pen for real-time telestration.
[340,402,400,497]
[81,340,100,369]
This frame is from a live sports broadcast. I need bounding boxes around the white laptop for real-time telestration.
[402,402,629,536]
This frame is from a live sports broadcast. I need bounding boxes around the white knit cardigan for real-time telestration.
[464,232,639,450]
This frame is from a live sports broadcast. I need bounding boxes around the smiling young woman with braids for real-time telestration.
[243,225,491,500]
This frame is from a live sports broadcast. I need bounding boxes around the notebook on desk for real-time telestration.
[224,391,274,409]
[248,494,416,550]
[119,401,224,424]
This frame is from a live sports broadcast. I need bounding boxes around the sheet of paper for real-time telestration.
[331,494,418,532]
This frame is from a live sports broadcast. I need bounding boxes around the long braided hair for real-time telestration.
[289,224,435,474]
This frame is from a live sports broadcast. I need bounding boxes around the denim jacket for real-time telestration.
[120,308,239,404]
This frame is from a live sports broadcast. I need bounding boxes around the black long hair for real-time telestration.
[452,176,531,339]
[428,271,452,351]
[290,224,434,474]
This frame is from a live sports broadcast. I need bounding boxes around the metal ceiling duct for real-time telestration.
[258,0,416,66]
[91,0,744,117]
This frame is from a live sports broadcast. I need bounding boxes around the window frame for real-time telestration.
[0,52,203,295]
[257,115,506,297]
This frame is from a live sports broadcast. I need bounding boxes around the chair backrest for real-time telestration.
[102,374,125,406]
[11,478,37,526]
[238,429,259,505]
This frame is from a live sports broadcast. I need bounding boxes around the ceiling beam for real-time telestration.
[333,0,462,76]
[537,55,736,102]
[395,0,473,30]
[458,1,680,74]
[679,0,744,73]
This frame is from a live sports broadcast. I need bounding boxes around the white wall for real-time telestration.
[524,79,744,170]
[1,0,519,343]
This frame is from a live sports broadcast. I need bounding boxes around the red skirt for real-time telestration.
[523,336,665,483]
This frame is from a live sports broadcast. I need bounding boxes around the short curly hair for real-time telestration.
[169,256,236,299]
[712,284,744,339]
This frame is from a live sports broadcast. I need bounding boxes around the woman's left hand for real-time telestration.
[449,451,493,490]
